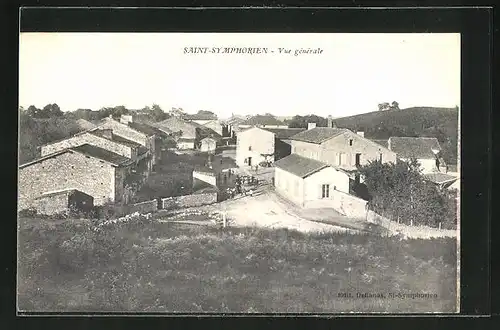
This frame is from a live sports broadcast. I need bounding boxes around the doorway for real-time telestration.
[355,153,361,166]
[248,157,252,166]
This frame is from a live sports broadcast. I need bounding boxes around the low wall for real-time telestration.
[193,170,217,187]
[161,192,218,210]
[367,210,457,239]
[128,200,158,214]
[304,190,368,219]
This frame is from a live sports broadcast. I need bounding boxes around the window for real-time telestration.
[355,153,361,166]
[379,153,383,162]
[338,153,342,166]
[248,146,252,151]
[321,184,330,198]
[349,139,353,146]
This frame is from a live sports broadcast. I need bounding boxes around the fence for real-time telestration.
[128,200,158,214]
[161,192,218,210]
[367,210,457,239]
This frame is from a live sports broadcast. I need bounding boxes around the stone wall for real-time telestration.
[129,200,158,214]
[304,190,368,219]
[41,132,135,159]
[161,192,218,210]
[18,151,116,208]
[367,210,457,239]
[31,193,68,215]
[193,170,217,187]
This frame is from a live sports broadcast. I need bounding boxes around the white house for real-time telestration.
[274,154,351,208]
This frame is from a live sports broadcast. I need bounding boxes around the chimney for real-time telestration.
[307,122,317,130]
[327,115,333,128]
[356,131,365,138]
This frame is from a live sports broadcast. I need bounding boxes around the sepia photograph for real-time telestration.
[17,31,460,314]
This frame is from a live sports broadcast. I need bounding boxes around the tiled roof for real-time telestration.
[288,127,347,144]
[107,134,142,148]
[201,136,218,142]
[423,172,458,184]
[370,139,389,149]
[178,137,196,142]
[35,189,92,199]
[182,113,218,121]
[239,115,285,126]
[262,128,306,139]
[19,149,71,168]
[129,122,170,137]
[274,154,330,178]
[70,144,132,166]
[389,137,441,159]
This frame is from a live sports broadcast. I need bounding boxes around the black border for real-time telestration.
[4,5,493,327]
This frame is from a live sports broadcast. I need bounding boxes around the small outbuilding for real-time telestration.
[32,189,94,216]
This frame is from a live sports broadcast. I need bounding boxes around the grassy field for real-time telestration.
[17,216,457,313]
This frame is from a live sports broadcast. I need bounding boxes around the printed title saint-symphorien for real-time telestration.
[183,47,323,56]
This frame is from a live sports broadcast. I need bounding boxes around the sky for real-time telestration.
[19,33,460,119]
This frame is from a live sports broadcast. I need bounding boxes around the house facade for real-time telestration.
[289,127,397,171]
[200,137,218,153]
[18,144,133,209]
[202,120,226,136]
[236,127,275,167]
[274,154,351,207]
[387,137,446,174]
[154,116,200,149]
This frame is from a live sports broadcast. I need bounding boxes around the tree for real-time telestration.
[287,115,327,128]
[197,110,216,117]
[358,158,455,228]
[151,104,168,122]
[390,101,400,110]
[378,102,391,111]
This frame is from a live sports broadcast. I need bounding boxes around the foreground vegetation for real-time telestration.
[18,216,457,313]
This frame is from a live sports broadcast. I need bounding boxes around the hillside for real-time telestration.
[17,216,457,313]
[333,107,459,164]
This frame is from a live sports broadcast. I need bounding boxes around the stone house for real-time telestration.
[41,128,139,159]
[18,144,134,209]
[225,115,247,139]
[200,137,218,153]
[97,116,158,167]
[274,154,351,208]
[202,119,227,137]
[288,127,397,172]
[31,189,94,216]
[153,116,221,150]
[153,117,199,149]
[386,137,447,174]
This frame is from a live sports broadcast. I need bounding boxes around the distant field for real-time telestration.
[17,216,457,313]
